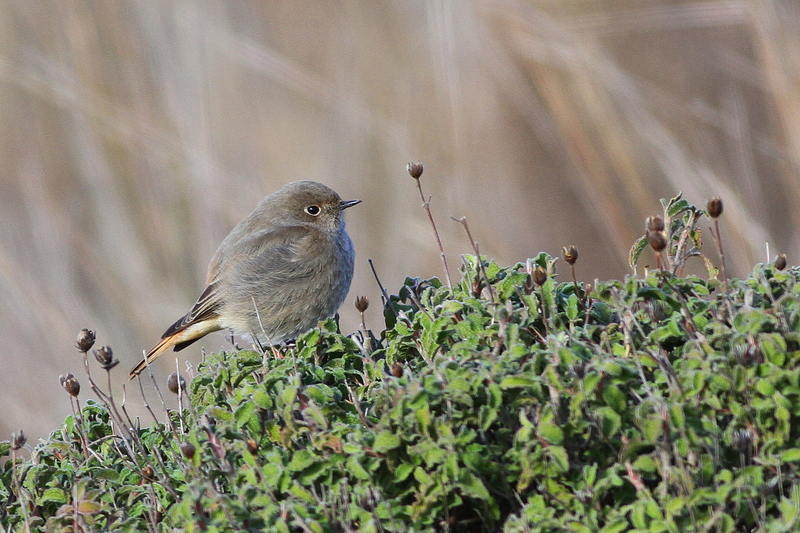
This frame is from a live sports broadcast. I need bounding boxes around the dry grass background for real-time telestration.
[1,0,798,442]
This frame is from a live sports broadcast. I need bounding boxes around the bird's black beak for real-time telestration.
[339,199,361,210]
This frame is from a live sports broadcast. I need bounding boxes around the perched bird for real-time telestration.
[130,181,360,378]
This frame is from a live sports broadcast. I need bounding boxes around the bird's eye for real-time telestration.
[305,205,321,216]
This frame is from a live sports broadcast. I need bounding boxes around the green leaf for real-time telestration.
[566,294,580,321]
[373,431,401,453]
[645,497,664,521]
[668,404,685,428]
[289,482,315,503]
[458,471,490,500]
[346,456,371,480]
[39,487,68,505]
[287,450,316,472]
[637,287,667,300]
[603,385,627,413]
[90,468,120,481]
[639,416,663,443]
[500,376,537,389]
[779,448,800,462]
[707,374,731,392]
[666,197,690,218]
[599,517,629,533]
[77,501,101,514]
[547,446,569,473]
[478,404,498,431]
[206,406,233,422]
[629,235,649,269]
[413,466,433,486]
[632,455,656,474]
[778,496,800,525]
[395,462,415,482]
[538,409,564,445]
[597,407,622,438]
[755,379,775,396]
[631,502,647,528]
[234,401,256,428]
[759,333,787,366]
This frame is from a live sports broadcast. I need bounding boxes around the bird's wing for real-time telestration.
[161,280,224,340]
[208,225,321,286]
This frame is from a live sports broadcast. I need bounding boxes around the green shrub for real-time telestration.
[3,199,800,532]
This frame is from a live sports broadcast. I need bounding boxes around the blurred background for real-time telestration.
[2,0,798,442]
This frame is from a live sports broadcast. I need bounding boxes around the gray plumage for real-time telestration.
[130,181,359,377]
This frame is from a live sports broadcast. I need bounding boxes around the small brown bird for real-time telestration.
[130,181,360,378]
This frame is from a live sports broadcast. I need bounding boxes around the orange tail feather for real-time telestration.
[129,319,223,379]
[129,334,182,379]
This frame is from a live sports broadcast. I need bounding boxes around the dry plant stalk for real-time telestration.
[408,162,453,291]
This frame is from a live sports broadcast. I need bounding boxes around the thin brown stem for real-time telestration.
[713,220,728,282]
[413,180,453,291]
[368,258,399,318]
[451,216,495,304]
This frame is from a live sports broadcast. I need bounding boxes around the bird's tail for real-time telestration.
[129,319,223,379]
[129,335,178,379]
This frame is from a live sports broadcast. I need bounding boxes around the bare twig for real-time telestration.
[368,258,399,318]
[707,197,727,282]
[407,162,453,291]
[451,216,495,303]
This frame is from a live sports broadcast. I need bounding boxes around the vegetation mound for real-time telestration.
[3,196,800,532]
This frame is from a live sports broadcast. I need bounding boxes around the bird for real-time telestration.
[130,180,360,378]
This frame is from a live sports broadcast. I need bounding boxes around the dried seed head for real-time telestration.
[11,430,26,450]
[141,466,156,482]
[180,442,196,460]
[645,300,669,322]
[93,346,118,371]
[391,362,403,378]
[60,373,81,397]
[646,215,665,233]
[775,254,787,271]
[575,488,593,505]
[76,329,96,353]
[246,438,259,454]
[562,245,578,266]
[732,428,753,454]
[533,267,548,287]
[167,373,186,395]
[732,343,761,366]
[647,230,668,253]
[707,197,723,219]
[354,295,369,313]
[406,161,424,179]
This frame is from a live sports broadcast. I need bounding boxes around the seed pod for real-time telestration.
[167,373,186,395]
[141,466,156,482]
[406,161,424,179]
[732,428,752,454]
[775,254,787,271]
[246,438,259,455]
[93,346,118,371]
[354,296,369,313]
[59,373,81,397]
[391,362,403,378]
[180,442,196,460]
[707,197,723,219]
[76,329,96,353]
[646,215,665,232]
[533,267,548,287]
[647,230,668,253]
[11,430,26,450]
[562,245,578,265]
